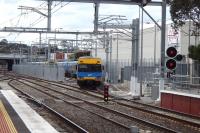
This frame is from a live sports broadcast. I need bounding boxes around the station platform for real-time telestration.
[161,90,200,117]
[0,90,59,133]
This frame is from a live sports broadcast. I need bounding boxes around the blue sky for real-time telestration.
[0,0,170,44]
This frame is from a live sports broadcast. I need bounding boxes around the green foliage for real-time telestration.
[188,45,200,62]
[0,41,29,53]
[74,51,91,60]
[67,53,75,61]
[170,0,200,30]
[67,51,91,61]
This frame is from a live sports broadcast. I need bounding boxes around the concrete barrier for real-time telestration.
[13,63,65,81]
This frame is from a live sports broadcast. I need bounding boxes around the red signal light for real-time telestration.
[166,46,182,71]
[166,47,177,58]
[166,59,176,70]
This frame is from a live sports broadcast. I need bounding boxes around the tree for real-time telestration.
[188,44,200,62]
[170,0,200,30]
[0,39,8,45]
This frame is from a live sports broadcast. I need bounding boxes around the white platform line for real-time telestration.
[161,90,200,99]
[1,90,59,133]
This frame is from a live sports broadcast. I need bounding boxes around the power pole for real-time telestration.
[157,0,167,101]
[109,33,113,82]
[94,1,99,34]
[47,0,52,31]
[140,4,144,97]
[94,1,99,57]
[130,18,140,97]
[154,25,157,67]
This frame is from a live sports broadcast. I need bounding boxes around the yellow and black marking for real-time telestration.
[0,100,18,133]
[0,92,30,133]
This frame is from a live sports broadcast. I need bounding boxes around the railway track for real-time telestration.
[5,75,200,132]
[0,74,10,81]
[9,79,131,133]
[20,78,200,132]
[14,74,200,119]
[8,79,89,133]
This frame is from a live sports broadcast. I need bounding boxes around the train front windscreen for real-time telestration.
[78,64,102,72]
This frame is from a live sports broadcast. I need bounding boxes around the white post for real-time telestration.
[130,18,140,98]
[157,78,164,101]
[157,0,166,101]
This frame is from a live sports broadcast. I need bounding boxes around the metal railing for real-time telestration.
[104,59,200,98]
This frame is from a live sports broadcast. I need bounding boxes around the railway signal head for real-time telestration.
[165,46,182,70]
[166,59,176,70]
[166,47,177,58]
[175,54,183,61]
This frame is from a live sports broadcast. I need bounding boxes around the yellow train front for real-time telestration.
[77,57,104,88]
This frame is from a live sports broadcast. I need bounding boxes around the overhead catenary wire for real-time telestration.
[4,1,72,41]
[29,1,72,27]
[0,1,47,41]
[0,1,47,27]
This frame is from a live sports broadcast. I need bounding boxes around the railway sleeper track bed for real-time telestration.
[7,77,200,133]
[9,79,130,133]
[0,75,11,81]
[8,80,88,133]
[5,74,200,132]
[17,94,83,133]
[9,74,200,126]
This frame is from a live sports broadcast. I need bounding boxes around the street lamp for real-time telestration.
[54,28,63,53]
[54,28,63,45]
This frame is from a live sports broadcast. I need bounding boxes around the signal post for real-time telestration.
[157,46,183,100]
[104,84,109,102]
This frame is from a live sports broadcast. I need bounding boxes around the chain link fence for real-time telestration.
[12,59,200,98]
[104,59,200,98]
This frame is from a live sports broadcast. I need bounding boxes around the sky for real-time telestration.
[0,0,170,45]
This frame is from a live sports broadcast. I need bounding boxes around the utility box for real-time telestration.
[151,85,159,100]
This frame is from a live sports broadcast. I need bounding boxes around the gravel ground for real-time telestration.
[0,80,78,133]
[6,77,200,133]
[10,80,130,133]
[47,101,129,133]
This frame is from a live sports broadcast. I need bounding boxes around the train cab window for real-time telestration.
[78,65,87,72]
[78,64,102,72]
[102,66,104,70]
[91,64,101,72]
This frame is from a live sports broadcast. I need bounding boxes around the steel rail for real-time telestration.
[9,79,130,131]
[7,74,200,123]
[0,77,11,81]
[6,73,200,121]
[8,79,89,133]
[14,78,177,132]
[6,74,200,131]
[115,100,200,128]
[21,75,200,120]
